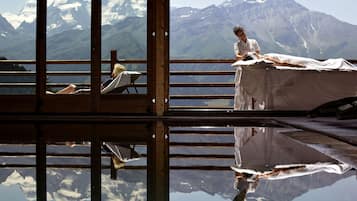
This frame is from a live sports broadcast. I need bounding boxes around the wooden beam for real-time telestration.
[148,120,169,201]
[36,125,46,201]
[149,0,169,115]
[91,0,101,113]
[36,0,47,112]
[91,126,101,201]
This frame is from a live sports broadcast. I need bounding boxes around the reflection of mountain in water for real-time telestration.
[253,171,354,201]
[170,170,236,200]
[1,167,352,201]
[0,169,146,200]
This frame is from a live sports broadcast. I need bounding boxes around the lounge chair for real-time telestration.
[101,71,141,94]
[103,142,141,170]
[74,71,141,94]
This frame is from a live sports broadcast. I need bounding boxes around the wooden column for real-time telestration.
[36,125,46,201]
[147,1,170,200]
[148,121,169,201]
[36,0,48,197]
[91,0,102,112]
[91,127,102,201]
[90,0,102,199]
[148,0,169,115]
[36,0,47,112]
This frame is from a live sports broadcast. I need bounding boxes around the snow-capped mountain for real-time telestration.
[1,0,357,59]
[46,0,91,35]
[2,0,146,36]
[2,0,36,29]
[0,15,15,38]
[102,0,146,25]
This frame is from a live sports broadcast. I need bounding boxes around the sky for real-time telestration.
[0,0,356,25]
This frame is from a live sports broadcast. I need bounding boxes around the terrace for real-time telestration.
[0,0,357,201]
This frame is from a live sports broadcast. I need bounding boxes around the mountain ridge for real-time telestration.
[0,0,357,59]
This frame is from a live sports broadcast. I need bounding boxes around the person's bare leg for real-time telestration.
[56,84,76,94]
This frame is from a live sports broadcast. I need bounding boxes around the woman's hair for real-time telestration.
[233,26,245,35]
[112,63,126,77]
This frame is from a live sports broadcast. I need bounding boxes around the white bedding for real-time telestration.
[232,53,357,71]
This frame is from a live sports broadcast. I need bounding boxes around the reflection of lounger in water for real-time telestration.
[103,142,141,169]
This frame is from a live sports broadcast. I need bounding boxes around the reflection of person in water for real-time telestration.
[231,127,352,200]
[232,171,258,201]
[232,162,351,201]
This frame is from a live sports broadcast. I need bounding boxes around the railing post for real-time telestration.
[110,50,117,73]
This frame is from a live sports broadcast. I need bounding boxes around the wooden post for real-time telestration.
[36,3,48,198]
[91,126,102,201]
[110,50,117,73]
[110,157,117,180]
[148,121,169,201]
[91,0,102,198]
[91,0,101,112]
[36,0,47,112]
[148,0,169,115]
[36,125,46,201]
[146,1,170,200]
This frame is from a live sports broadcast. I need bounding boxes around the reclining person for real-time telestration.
[240,52,355,69]
[47,63,127,94]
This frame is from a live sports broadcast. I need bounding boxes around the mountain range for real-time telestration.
[1,0,357,60]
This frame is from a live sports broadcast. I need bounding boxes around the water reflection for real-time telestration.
[0,123,356,200]
[170,126,357,201]
[232,127,355,201]
[0,142,147,201]
[0,169,36,200]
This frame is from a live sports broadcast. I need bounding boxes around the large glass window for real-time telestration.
[46,0,91,95]
[101,0,147,95]
[0,0,36,94]
[169,0,357,110]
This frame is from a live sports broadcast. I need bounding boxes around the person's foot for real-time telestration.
[65,141,76,147]
[69,84,76,89]
[112,156,125,169]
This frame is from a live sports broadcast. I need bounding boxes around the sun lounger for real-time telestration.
[74,71,141,94]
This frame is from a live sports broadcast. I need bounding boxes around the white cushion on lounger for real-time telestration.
[101,71,141,94]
